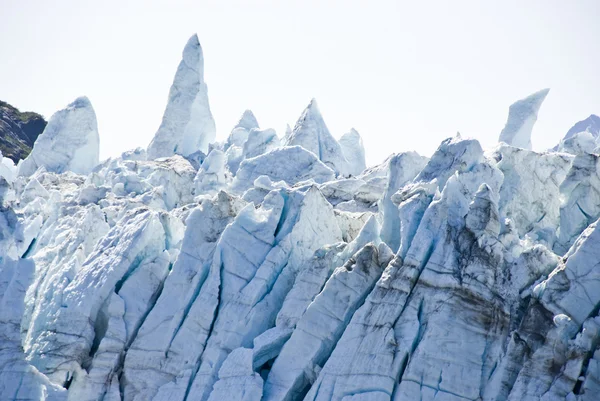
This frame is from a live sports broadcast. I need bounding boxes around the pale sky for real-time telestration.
[1,0,599,166]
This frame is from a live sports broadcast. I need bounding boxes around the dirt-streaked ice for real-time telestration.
[2,35,600,401]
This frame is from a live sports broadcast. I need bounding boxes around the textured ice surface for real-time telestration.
[553,114,600,154]
[499,88,549,150]
[285,99,350,177]
[3,35,600,401]
[491,144,573,244]
[147,34,216,158]
[563,114,600,142]
[243,128,281,159]
[232,146,335,193]
[0,150,17,183]
[18,97,100,176]
[226,110,259,149]
[339,128,366,177]
[194,149,230,196]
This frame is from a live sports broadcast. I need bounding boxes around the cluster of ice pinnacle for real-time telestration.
[2,33,600,401]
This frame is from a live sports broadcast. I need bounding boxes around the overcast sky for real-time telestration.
[1,0,599,165]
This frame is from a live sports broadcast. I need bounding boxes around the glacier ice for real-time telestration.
[235,109,260,132]
[226,110,260,149]
[0,150,17,183]
[2,34,600,401]
[194,149,230,196]
[17,97,100,177]
[379,152,428,253]
[243,128,281,160]
[499,88,550,150]
[232,146,335,193]
[285,99,350,177]
[147,34,216,159]
[553,114,600,155]
[339,128,366,177]
[563,114,600,143]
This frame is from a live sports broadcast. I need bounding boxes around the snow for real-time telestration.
[18,96,100,176]
[3,33,600,401]
[499,88,550,150]
[147,34,216,159]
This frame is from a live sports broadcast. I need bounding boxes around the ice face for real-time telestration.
[0,150,17,183]
[234,109,260,133]
[285,99,350,177]
[339,128,366,177]
[564,114,600,142]
[553,114,600,154]
[147,34,216,159]
[17,97,100,177]
[4,34,600,401]
[231,146,335,193]
[499,88,550,150]
[194,149,230,196]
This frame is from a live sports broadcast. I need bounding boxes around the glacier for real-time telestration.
[1,35,600,401]
[147,34,216,159]
[17,97,100,177]
[554,115,600,155]
[498,88,549,151]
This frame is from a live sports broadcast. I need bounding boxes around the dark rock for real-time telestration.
[0,100,47,163]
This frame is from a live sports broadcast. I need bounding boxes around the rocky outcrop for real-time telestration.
[0,100,46,163]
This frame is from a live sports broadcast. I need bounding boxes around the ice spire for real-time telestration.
[226,110,259,149]
[498,88,549,150]
[17,96,100,176]
[564,114,600,141]
[283,123,292,142]
[339,128,366,176]
[235,109,259,131]
[147,34,216,159]
[553,114,600,153]
[285,99,350,176]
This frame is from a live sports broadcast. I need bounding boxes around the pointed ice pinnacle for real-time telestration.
[339,128,366,176]
[554,114,600,153]
[147,34,216,159]
[285,99,350,176]
[284,123,292,137]
[235,109,259,131]
[17,96,100,176]
[226,110,260,149]
[564,114,600,141]
[498,88,549,150]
